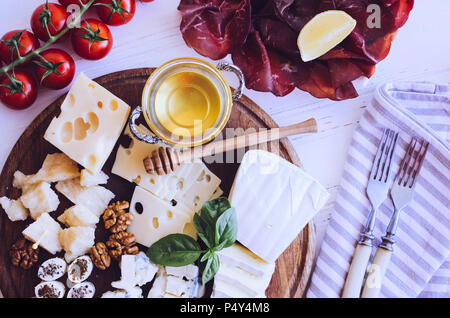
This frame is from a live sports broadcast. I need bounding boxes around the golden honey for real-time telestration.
[153,71,221,138]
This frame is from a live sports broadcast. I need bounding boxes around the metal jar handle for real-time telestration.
[216,61,245,101]
[128,106,162,144]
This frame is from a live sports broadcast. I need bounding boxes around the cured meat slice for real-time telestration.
[178,0,251,60]
[178,0,414,100]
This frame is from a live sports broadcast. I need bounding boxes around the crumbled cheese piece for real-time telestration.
[20,182,60,220]
[0,196,29,221]
[80,169,109,187]
[58,226,95,262]
[23,213,62,254]
[57,204,99,227]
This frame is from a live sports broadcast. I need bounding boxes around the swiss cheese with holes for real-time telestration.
[127,186,193,247]
[112,124,221,210]
[44,73,131,173]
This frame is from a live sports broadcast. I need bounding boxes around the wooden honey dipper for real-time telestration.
[143,118,317,175]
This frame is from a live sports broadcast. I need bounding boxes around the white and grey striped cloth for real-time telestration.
[307,82,450,298]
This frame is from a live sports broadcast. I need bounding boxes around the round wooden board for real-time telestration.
[0,68,315,298]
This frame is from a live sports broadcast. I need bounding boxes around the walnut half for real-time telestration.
[90,242,111,270]
[102,201,133,233]
[106,232,139,260]
[10,239,39,270]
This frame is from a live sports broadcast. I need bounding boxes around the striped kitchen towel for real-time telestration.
[307,82,450,298]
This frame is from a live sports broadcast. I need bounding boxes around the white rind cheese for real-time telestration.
[44,73,130,173]
[212,243,275,298]
[230,150,329,262]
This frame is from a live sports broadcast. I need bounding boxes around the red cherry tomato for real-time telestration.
[95,0,136,26]
[34,48,75,90]
[30,2,69,42]
[0,30,40,65]
[0,70,38,110]
[71,19,113,60]
[58,0,90,6]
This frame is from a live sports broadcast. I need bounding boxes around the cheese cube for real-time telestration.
[112,255,137,291]
[112,125,221,207]
[22,213,62,254]
[56,178,114,217]
[44,73,131,173]
[0,197,29,221]
[20,182,60,220]
[212,243,275,298]
[127,186,191,247]
[57,204,99,227]
[230,150,329,262]
[80,169,109,187]
[59,226,95,262]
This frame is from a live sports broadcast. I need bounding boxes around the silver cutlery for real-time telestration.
[361,138,429,298]
[342,128,398,298]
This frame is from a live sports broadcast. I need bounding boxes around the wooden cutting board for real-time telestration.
[0,68,315,298]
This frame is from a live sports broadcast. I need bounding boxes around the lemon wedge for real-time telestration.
[298,10,356,62]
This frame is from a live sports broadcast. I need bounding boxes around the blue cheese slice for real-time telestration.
[44,73,130,173]
[230,150,329,262]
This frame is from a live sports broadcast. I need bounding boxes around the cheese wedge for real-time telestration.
[44,73,131,173]
[23,213,62,254]
[230,150,329,262]
[212,243,275,298]
[127,186,192,247]
[20,182,60,220]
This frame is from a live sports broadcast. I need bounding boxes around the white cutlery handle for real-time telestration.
[341,244,372,298]
[361,247,393,298]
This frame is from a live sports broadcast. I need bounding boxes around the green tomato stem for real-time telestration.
[0,0,94,76]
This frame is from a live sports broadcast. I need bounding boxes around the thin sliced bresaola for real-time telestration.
[178,0,414,100]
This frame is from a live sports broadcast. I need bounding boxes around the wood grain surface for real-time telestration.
[0,68,315,298]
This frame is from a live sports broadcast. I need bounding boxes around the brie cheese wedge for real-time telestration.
[230,150,329,262]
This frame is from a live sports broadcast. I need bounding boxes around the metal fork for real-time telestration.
[361,138,429,298]
[342,128,398,298]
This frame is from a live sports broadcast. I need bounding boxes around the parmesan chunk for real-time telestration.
[20,182,60,220]
[59,226,95,262]
[80,169,109,187]
[0,197,29,221]
[13,153,79,189]
[57,204,99,227]
[23,213,62,254]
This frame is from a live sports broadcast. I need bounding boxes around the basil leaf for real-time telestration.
[200,250,213,263]
[202,252,220,284]
[147,234,202,267]
[214,207,238,250]
[193,213,214,249]
[201,197,231,227]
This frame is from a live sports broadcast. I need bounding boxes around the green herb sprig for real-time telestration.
[147,197,238,284]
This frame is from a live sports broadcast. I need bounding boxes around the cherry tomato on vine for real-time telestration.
[0,70,38,110]
[72,19,113,60]
[95,0,136,26]
[30,1,69,42]
[33,48,75,90]
[58,0,90,6]
[0,30,40,65]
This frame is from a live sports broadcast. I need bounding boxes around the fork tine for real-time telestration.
[382,131,398,182]
[408,141,429,188]
[370,128,390,180]
[395,138,417,185]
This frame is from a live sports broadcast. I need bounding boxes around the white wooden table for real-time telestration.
[0,1,449,296]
